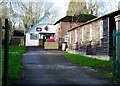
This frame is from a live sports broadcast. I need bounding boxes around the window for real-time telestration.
[86,27,89,40]
[30,34,38,40]
[100,20,103,39]
[70,32,72,44]
[64,35,68,42]
[75,30,78,43]
[82,28,84,42]
[90,24,92,41]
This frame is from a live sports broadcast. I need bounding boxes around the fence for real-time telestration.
[113,30,120,78]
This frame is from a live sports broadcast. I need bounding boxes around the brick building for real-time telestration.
[54,15,96,47]
[67,10,120,60]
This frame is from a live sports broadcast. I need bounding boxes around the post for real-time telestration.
[112,30,116,77]
[115,15,120,61]
[0,18,2,86]
[3,19,9,86]
[0,3,2,86]
[116,29,120,61]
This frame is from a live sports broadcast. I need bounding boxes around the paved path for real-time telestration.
[17,47,111,85]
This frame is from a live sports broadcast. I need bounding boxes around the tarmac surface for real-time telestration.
[16,46,112,85]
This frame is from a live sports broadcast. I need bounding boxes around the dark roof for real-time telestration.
[68,9,120,32]
[13,30,24,37]
[54,14,96,24]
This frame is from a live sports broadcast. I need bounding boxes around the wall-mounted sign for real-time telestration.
[64,35,68,42]
[36,28,42,32]
[44,26,48,31]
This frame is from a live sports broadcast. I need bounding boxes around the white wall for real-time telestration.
[25,33,39,46]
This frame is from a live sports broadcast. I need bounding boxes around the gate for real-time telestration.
[113,30,120,78]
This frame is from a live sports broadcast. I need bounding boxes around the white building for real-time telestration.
[25,13,57,46]
[25,24,56,46]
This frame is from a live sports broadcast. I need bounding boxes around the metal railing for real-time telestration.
[113,30,120,78]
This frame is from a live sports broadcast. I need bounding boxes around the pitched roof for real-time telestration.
[37,13,54,24]
[54,14,96,24]
[68,9,120,32]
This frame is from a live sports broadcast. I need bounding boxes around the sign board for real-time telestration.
[64,35,68,42]
[36,28,42,32]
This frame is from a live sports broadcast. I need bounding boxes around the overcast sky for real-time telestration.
[20,0,70,22]
[49,0,70,21]
[2,0,119,27]
[10,0,120,19]
[23,0,120,17]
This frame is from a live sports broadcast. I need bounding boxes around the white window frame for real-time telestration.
[30,33,38,40]
[64,35,68,42]
[75,29,78,43]
[90,24,92,41]
[70,32,72,44]
[100,20,103,39]
[82,28,84,42]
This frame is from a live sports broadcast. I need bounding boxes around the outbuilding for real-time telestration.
[25,24,56,47]
[67,9,120,60]
[54,14,96,47]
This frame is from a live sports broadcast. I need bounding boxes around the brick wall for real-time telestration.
[55,21,83,46]
[68,17,110,57]
[10,37,25,46]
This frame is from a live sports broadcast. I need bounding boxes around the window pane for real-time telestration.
[30,34,38,40]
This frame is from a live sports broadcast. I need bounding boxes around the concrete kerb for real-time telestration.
[67,50,110,61]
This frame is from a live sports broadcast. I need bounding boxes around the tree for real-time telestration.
[22,2,33,31]
[67,0,102,16]
[67,0,88,16]
[1,2,8,19]
[7,1,57,32]
[86,0,120,16]
[0,1,9,43]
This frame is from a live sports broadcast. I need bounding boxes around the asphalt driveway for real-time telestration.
[16,46,111,85]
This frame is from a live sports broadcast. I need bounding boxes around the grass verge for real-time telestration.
[63,52,113,79]
[2,46,26,85]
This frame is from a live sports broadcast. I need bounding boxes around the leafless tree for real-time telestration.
[1,0,57,32]
[86,0,119,16]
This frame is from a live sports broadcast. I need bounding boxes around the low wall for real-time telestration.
[44,42,59,49]
[10,37,24,46]
[68,49,110,61]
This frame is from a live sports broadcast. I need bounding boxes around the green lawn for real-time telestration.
[63,52,113,78]
[2,46,26,85]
